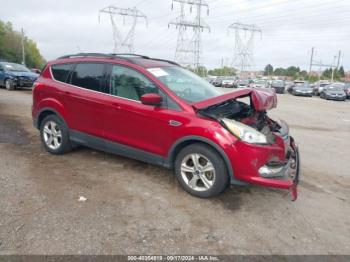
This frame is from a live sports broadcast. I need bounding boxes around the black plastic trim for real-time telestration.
[69,130,167,167]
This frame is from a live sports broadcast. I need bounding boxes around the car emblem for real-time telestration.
[169,120,182,126]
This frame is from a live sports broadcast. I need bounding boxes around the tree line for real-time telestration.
[264,64,345,82]
[0,20,46,69]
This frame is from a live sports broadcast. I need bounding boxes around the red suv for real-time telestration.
[32,53,300,199]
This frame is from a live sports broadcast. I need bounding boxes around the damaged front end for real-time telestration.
[194,88,300,200]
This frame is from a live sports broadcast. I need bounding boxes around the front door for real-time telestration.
[102,64,174,158]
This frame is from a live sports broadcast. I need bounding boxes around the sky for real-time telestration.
[1,0,350,71]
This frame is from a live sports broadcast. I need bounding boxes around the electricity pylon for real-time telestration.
[228,22,262,74]
[169,0,210,72]
[99,6,147,53]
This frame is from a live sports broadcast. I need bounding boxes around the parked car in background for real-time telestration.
[236,79,250,88]
[313,80,331,96]
[344,82,350,99]
[250,79,268,88]
[271,80,285,94]
[285,81,294,92]
[31,53,300,199]
[0,62,39,90]
[291,82,313,97]
[288,80,304,93]
[221,78,235,88]
[320,83,346,101]
[212,77,223,87]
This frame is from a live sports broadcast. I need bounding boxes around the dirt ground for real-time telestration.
[0,88,349,255]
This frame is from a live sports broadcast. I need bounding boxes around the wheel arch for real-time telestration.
[36,108,67,130]
[167,136,245,185]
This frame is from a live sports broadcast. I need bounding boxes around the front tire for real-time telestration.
[5,79,15,91]
[40,115,72,155]
[175,143,229,198]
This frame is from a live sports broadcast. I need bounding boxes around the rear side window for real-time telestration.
[71,63,106,92]
[51,64,73,83]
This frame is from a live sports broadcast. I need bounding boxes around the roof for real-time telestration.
[55,53,180,68]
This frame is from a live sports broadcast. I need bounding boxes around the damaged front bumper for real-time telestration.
[228,136,300,201]
[256,137,300,200]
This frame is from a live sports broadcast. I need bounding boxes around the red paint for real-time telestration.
[32,56,299,199]
[192,87,277,111]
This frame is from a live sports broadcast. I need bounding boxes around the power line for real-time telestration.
[99,5,148,53]
[228,22,262,73]
[169,0,210,72]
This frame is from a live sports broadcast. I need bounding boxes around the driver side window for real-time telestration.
[110,65,158,101]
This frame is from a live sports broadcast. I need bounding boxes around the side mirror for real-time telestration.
[140,93,162,106]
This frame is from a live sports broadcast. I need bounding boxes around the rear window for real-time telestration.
[51,64,73,83]
[70,63,106,92]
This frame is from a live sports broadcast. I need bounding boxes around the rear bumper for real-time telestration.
[227,135,300,200]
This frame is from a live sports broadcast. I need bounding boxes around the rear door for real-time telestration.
[63,62,109,138]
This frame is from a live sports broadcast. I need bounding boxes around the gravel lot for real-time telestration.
[0,88,349,255]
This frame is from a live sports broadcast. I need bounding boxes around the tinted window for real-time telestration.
[71,63,106,92]
[110,65,158,101]
[51,64,73,83]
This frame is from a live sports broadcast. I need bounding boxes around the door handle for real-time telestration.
[58,90,70,95]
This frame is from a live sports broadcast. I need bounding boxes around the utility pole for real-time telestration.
[331,55,337,82]
[309,47,314,74]
[99,6,147,53]
[309,47,341,82]
[336,50,341,69]
[21,28,25,65]
[228,22,262,76]
[169,0,210,73]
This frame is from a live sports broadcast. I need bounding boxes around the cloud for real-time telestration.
[1,0,349,70]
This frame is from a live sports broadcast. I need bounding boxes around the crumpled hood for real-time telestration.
[7,71,39,79]
[192,88,277,111]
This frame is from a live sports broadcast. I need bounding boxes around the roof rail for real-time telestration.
[57,53,115,59]
[110,53,150,59]
[149,58,180,66]
[57,53,180,66]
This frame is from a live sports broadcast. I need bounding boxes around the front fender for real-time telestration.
[167,134,246,185]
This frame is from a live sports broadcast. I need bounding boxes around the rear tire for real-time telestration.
[5,79,15,91]
[40,115,72,155]
[175,143,229,198]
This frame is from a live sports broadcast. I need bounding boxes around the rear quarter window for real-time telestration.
[51,64,73,83]
[71,63,106,93]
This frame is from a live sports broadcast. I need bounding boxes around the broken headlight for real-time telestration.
[221,118,268,144]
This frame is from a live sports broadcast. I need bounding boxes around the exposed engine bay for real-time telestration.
[199,98,287,144]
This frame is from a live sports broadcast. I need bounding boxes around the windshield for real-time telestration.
[147,67,221,103]
[2,63,30,72]
[238,80,249,85]
[272,81,284,87]
[327,85,344,92]
[296,83,310,88]
[255,80,266,85]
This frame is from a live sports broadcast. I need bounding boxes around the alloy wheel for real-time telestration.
[43,121,62,150]
[180,153,216,192]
